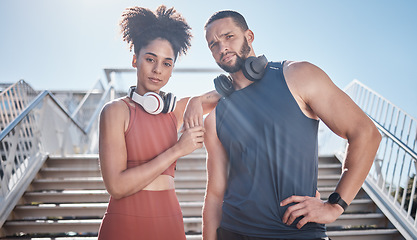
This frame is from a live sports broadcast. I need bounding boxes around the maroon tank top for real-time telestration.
[122,98,177,177]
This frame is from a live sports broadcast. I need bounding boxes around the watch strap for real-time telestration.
[328,192,348,211]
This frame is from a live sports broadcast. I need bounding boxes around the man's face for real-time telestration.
[205,17,251,73]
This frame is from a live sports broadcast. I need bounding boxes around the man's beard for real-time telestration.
[217,38,251,73]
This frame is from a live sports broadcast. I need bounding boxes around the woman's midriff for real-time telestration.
[143,175,175,191]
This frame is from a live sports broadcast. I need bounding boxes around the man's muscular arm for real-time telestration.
[202,110,228,240]
[183,90,221,129]
[281,61,381,228]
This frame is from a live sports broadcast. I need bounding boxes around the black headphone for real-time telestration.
[127,86,176,114]
[214,55,268,97]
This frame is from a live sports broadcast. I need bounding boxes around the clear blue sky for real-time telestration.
[1,0,416,118]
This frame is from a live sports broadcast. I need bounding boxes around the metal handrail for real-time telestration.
[0,90,87,226]
[84,81,113,134]
[371,117,417,163]
[345,80,417,152]
[0,80,38,130]
[0,80,36,98]
[70,78,104,119]
[0,79,116,228]
[0,91,85,141]
[320,80,417,239]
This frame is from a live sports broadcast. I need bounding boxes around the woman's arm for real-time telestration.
[99,99,205,199]
[174,90,221,129]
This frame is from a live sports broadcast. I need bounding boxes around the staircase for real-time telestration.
[0,148,404,239]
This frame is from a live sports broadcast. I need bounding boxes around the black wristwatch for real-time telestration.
[328,192,348,211]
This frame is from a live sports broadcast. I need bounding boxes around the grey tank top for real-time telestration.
[216,61,326,238]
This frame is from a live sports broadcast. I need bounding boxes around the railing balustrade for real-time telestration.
[320,80,417,239]
[0,80,37,131]
[0,80,115,227]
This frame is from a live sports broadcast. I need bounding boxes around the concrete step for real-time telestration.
[11,198,378,226]
[2,217,202,236]
[2,219,102,235]
[317,174,340,187]
[34,167,340,190]
[175,177,206,189]
[318,163,342,175]
[176,154,206,169]
[1,229,400,240]
[327,228,402,240]
[31,175,338,192]
[23,190,110,204]
[46,155,99,169]
[183,217,202,233]
[318,155,340,164]
[23,188,205,204]
[3,222,400,240]
[175,166,206,178]
[182,228,403,240]
[13,203,107,219]
[176,163,340,177]
[31,178,105,191]
[176,189,205,202]
[31,176,206,190]
[47,152,207,169]
[179,199,376,218]
[344,198,376,213]
[174,216,396,237]
[327,213,388,228]
[1,236,200,240]
[39,167,101,178]
[40,163,207,179]
[12,201,203,219]
[37,165,340,184]
[42,156,340,181]
[181,202,203,217]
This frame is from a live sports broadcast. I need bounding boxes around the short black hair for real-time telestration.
[204,10,248,31]
[120,5,192,59]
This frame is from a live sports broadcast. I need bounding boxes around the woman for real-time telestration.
[97,5,215,239]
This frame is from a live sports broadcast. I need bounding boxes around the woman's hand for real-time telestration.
[175,125,205,156]
[183,91,220,129]
[183,97,204,129]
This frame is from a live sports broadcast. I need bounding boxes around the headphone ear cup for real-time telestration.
[161,92,176,113]
[242,55,268,81]
[143,92,164,114]
[214,74,234,97]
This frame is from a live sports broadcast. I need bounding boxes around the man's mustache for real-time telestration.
[220,51,236,61]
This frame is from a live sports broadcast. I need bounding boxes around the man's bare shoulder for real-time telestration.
[284,60,323,78]
[283,60,331,89]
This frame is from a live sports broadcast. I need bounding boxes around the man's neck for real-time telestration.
[230,70,254,90]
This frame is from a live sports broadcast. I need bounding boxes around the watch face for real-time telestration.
[328,192,340,204]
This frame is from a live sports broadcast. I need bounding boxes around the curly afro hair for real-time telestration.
[120,5,192,60]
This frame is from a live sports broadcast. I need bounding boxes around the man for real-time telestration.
[202,10,381,240]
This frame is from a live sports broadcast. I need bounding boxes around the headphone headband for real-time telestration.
[127,86,176,114]
[214,55,268,97]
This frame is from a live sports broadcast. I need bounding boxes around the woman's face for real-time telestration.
[133,38,175,95]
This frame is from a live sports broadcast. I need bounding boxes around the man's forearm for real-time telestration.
[202,197,223,240]
[334,127,381,205]
[197,90,220,114]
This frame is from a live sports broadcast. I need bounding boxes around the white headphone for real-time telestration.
[127,86,176,114]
